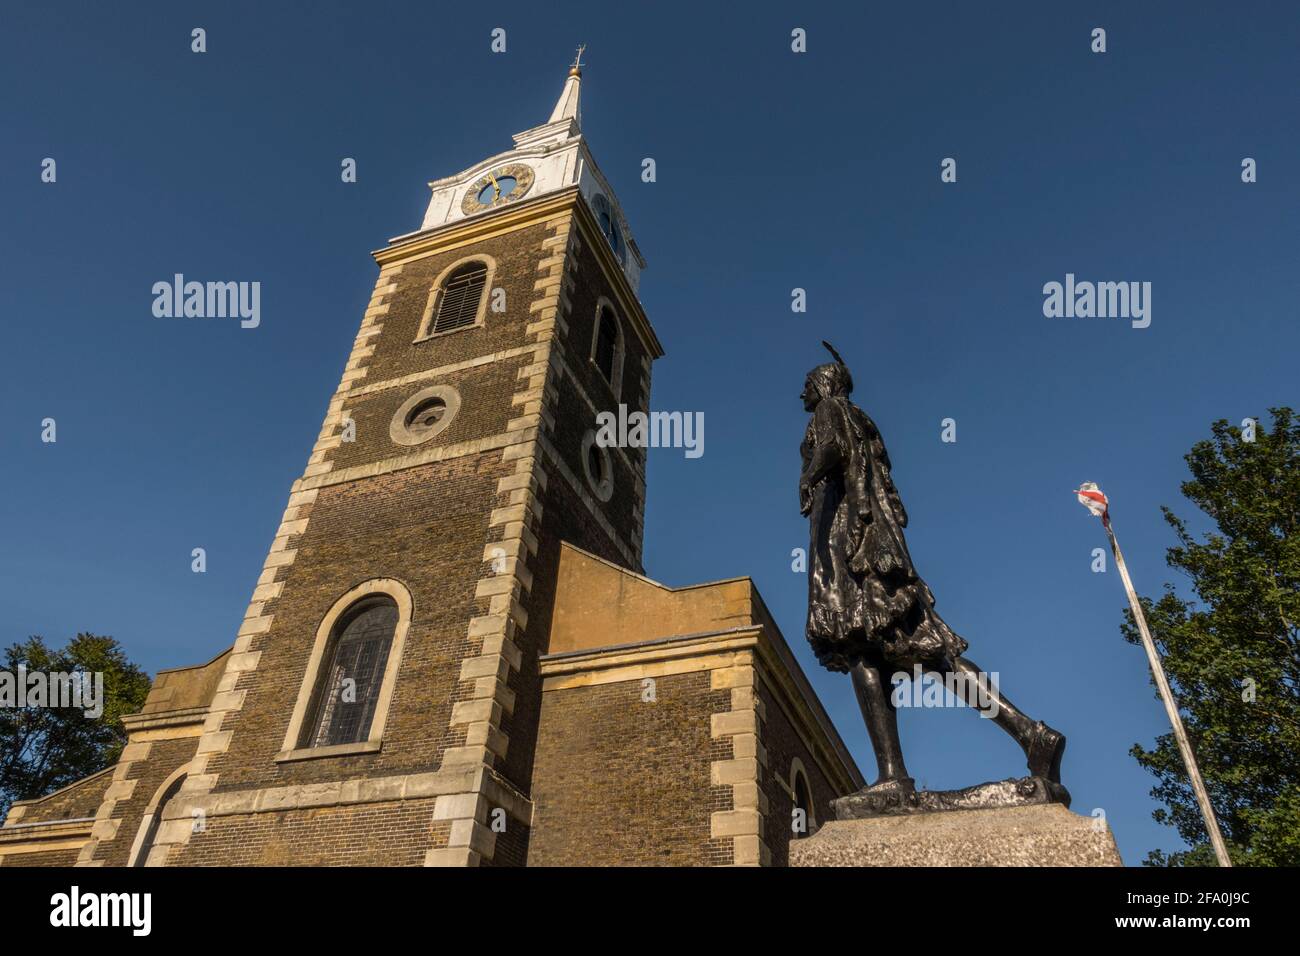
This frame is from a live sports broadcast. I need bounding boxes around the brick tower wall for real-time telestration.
[136,191,658,867]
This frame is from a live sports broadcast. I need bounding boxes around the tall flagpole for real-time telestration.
[1075,484,1233,867]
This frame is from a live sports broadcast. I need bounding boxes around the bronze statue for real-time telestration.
[801,343,1068,815]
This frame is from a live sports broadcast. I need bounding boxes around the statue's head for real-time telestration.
[802,360,853,411]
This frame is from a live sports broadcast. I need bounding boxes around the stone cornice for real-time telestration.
[0,816,94,839]
[0,816,95,858]
[540,626,761,673]
[158,764,534,828]
[121,706,209,733]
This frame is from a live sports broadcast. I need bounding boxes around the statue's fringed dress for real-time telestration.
[801,365,968,673]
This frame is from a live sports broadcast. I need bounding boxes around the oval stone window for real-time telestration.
[581,429,614,502]
[390,385,461,446]
[406,396,448,437]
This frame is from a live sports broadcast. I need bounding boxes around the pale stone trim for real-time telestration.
[426,214,575,867]
[126,762,191,867]
[0,816,96,833]
[125,766,534,864]
[180,770,466,824]
[414,253,499,341]
[275,740,382,763]
[279,578,413,755]
[0,837,90,855]
[541,649,754,692]
[539,630,761,688]
[710,657,771,867]
[347,344,538,399]
[75,739,153,865]
[124,724,205,743]
[294,427,536,492]
[311,261,405,481]
[167,766,457,819]
[0,817,94,863]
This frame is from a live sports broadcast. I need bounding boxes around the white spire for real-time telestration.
[547,68,582,126]
[548,46,584,126]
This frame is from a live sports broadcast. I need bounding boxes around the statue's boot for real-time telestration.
[1024,720,1067,784]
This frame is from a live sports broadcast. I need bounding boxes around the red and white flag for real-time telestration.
[1074,481,1110,526]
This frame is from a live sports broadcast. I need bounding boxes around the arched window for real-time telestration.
[279,580,412,761]
[594,308,618,383]
[790,760,815,839]
[592,194,624,263]
[431,261,487,334]
[416,256,498,342]
[130,769,187,867]
[590,299,625,401]
[302,597,399,748]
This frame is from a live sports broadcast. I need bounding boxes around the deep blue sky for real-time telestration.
[3,1,1297,864]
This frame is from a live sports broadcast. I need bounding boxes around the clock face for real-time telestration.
[462,164,535,214]
[477,176,516,205]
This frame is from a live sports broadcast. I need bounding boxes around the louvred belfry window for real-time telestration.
[431,262,488,334]
[306,598,398,747]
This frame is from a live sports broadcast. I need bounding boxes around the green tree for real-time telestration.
[0,634,150,820]
[1124,408,1300,866]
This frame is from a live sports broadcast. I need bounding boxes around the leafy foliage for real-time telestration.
[0,634,150,820]
[1124,408,1299,865]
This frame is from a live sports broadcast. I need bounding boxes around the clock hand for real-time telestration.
[487,171,500,200]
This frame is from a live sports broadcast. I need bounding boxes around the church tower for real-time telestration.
[76,60,662,867]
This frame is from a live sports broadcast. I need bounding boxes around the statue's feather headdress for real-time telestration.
[815,341,853,396]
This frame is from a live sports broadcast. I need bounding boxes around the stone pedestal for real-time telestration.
[789,803,1123,867]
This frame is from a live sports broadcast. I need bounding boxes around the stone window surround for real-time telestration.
[414,253,499,342]
[277,578,413,762]
[125,763,190,867]
[789,756,817,832]
[389,383,463,447]
[581,429,614,503]
[588,295,625,401]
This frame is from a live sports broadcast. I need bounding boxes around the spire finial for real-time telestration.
[548,49,584,125]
